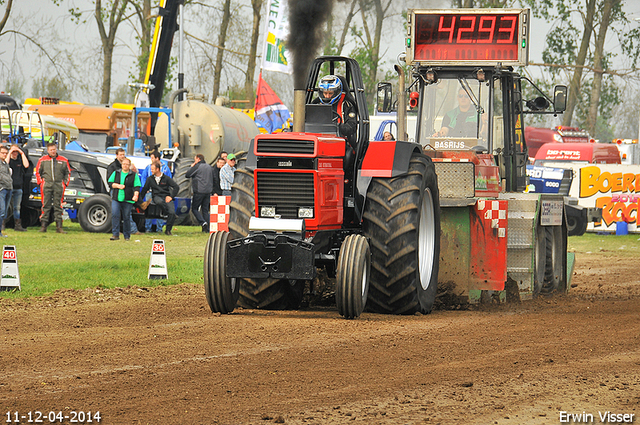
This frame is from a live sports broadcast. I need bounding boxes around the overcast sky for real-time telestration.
[2,1,640,105]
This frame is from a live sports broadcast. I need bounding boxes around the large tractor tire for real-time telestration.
[204,231,240,313]
[78,194,112,233]
[19,207,41,228]
[228,158,305,310]
[363,152,440,314]
[336,234,370,319]
[173,157,195,225]
[534,222,565,297]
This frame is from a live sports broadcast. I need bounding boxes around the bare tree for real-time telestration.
[562,0,596,127]
[354,0,393,107]
[212,0,232,103]
[129,0,153,83]
[92,0,131,104]
[323,0,358,56]
[0,0,13,34]
[585,0,617,135]
[244,0,263,99]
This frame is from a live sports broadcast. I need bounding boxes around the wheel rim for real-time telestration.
[418,187,436,290]
[361,255,368,298]
[88,205,108,226]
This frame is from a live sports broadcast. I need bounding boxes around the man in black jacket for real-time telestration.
[186,154,214,232]
[139,162,180,236]
[211,156,225,196]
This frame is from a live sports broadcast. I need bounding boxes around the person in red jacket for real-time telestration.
[35,142,70,233]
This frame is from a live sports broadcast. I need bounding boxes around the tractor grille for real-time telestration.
[256,138,315,154]
[256,172,315,219]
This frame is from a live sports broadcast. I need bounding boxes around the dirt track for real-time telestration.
[1,252,639,425]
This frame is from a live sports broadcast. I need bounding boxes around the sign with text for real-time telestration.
[148,240,168,280]
[0,246,20,291]
[567,164,640,233]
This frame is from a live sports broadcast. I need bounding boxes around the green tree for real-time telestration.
[31,75,72,100]
[3,76,24,101]
[523,0,640,139]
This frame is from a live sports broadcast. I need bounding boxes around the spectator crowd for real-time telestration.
[0,145,236,238]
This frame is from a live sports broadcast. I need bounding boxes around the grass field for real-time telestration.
[568,231,640,258]
[0,222,637,300]
[0,222,208,299]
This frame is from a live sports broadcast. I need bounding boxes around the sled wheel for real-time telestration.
[540,226,564,295]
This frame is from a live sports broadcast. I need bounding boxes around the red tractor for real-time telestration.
[205,8,571,319]
[205,56,440,319]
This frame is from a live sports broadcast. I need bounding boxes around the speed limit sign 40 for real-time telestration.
[1,246,20,291]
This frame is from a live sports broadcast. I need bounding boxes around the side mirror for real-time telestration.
[376,82,393,113]
[553,85,567,112]
[526,97,550,111]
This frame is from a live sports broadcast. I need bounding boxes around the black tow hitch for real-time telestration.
[226,232,316,280]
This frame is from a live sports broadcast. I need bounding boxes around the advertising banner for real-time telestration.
[568,164,640,233]
[262,0,291,74]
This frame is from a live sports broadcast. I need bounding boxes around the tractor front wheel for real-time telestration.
[229,157,304,310]
[204,231,239,313]
[336,234,370,319]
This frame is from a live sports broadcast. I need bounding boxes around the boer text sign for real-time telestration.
[569,164,640,232]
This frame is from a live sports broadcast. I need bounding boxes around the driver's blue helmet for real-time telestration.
[318,75,342,105]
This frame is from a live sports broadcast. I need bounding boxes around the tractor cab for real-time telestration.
[378,64,567,195]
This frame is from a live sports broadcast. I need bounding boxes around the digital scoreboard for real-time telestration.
[407,9,530,66]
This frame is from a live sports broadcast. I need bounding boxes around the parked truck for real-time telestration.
[204,8,570,318]
[525,126,591,159]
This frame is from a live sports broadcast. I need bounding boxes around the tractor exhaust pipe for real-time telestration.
[394,64,407,141]
[293,89,306,133]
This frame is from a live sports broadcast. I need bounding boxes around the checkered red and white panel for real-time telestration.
[475,199,508,238]
[209,196,230,232]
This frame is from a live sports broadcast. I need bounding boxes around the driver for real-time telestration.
[434,88,481,138]
[313,75,357,147]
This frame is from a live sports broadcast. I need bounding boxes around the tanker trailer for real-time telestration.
[154,91,260,223]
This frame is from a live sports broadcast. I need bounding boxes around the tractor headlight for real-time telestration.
[261,206,276,217]
[298,207,314,218]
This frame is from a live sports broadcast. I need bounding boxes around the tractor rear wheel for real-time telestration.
[173,157,195,225]
[363,152,440,314]
[336,234,370,319]
[229,158,304,310]
[204,231,239,313]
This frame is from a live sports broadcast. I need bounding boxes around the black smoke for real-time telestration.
[287,0,335,89]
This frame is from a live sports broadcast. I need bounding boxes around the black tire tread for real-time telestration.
[204,231,238,313]
[363,153,440,314]
[78,194,112,233]
[173,157,194,225]
[229,158,302,310]
[336,234,369,319]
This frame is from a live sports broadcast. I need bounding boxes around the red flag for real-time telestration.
[254,72,291,133]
